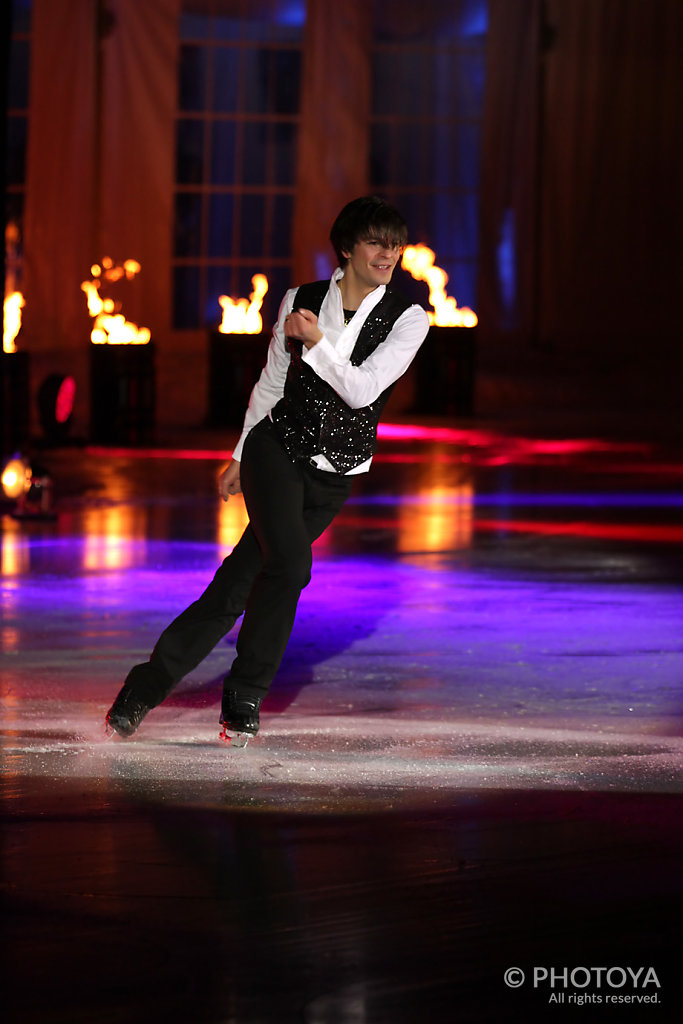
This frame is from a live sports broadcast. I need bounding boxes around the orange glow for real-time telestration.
[401,245,477,327]
[1,520,30,577]
[81,258,151,344]
[3,291,24,353]
[82,506,148,570]
[1,457,31,500]
[217,493,250,558]
[398,483,474,553]
[218,274,268,334]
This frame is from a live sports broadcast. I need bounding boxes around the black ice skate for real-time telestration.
[105,685,151,738]
[219,689,262,748]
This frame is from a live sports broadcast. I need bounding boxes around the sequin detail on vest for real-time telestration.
[270,281,412,473]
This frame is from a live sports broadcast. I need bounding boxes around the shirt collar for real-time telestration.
[331,267,386,319]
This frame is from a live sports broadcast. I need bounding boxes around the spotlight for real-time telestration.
[1,455,31,499]
[1,453,55,519]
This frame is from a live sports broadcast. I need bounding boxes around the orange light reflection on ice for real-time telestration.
[401,245,477,327]
[82,506,148,570]
[217,495,249,558]
[218,274,268,334]
[398,480,474,554]
[1,522,30,576]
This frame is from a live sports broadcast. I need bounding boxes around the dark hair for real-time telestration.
[329,195,409,267]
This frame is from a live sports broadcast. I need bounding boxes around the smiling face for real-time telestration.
[341,237,403,298]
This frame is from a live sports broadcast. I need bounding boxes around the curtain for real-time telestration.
[292,0,371,283]
[99,0,179,335]
[22,0,179,434]
[22,0,99,432]
[479,0,683,369]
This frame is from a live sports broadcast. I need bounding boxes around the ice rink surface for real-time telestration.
[2,422,682,1021]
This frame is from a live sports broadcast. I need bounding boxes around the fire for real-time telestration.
[401,244,478,327]
[218,274,268,334]
[81,258,151,344]
[3,292,25,353]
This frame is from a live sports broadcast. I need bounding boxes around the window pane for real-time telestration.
[243,0,306,42]
[211,121,237,184]
[213,15,243,42]
[174,193,203,257]
[392,192,429,241]
[373,51,431,117]
[178,45,207,111]
[438,51,487,119]
[270,194,293,258]
[241,122,267,184]
[176,119,204,184]
[6,117,27,185]
[206,265,232,327]
[211,48,240,112]
[11,0,32,33]
[270,50,301,114]
[208,194,234,257]
[370,123,393,188]
[272,122,297,185]
[424,121,481,192]
[238,196,265,259]
[242,49,268,113]
[242,49,300,114]
[432,191,479,260]
[180,13,209,40]
[173,266,201,328]
[8,40,30,109]
[440,258,477,309]
[394,122,428,187]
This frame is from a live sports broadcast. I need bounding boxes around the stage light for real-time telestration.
[1,455,31,500]
[1,453,55,518]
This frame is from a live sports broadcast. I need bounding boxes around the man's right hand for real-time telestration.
[218,459,241,501]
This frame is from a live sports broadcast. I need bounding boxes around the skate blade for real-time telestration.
[219,726,251,748]
[103,719,120,741]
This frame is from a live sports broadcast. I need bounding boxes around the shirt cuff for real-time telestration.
[301,335,337,373]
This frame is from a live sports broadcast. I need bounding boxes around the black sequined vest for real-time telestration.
[270,281,412,473]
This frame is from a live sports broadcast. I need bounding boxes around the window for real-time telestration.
[173,0,306,330]
[370,0,488,312]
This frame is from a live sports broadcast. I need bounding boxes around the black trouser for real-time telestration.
[122,418,353,708]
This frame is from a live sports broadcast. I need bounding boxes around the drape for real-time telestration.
[479,0,683,370]
[99,0,179,334]
[22,0,99,432]
[22,0,178,435]
[292,0,371,282]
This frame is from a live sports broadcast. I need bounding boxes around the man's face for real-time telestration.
[343,237,403,293]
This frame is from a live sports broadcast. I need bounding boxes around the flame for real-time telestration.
[81,258,151,344]
[3,292,25,353]
[401,245,478,327]
[218,274,268,334]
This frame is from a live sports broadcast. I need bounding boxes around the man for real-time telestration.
[105,195,429,746]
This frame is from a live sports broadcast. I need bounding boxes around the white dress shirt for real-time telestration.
[231,267,429,473]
